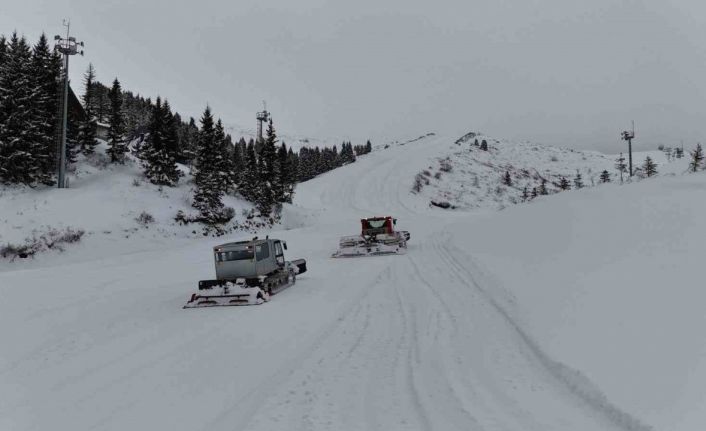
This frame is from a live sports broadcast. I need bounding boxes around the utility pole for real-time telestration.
[54,20,84,188]
[621,121,635,177]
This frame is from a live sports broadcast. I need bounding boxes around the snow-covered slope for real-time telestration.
[404,132,685,210]
[456,170,706,431]
[1,132,702,430]
[0,142,256,268]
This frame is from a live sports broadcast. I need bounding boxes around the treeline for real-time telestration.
[0,30,374,226]
[0,33,62,185]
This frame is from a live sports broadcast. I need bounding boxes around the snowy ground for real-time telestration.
[1,133,703,430]
[0,141,259,269]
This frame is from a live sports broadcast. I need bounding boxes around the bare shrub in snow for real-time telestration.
[175,207,235,227]
[430,200,453,209]
[550,156,558,162]
[413,172,431,193]
[422,170,431,177]
[132,178,141,187]
[439,159,453,173]
[1,227,85,261]
[135,211,155,226]
[434,172,442,180]
[412,174,425,193]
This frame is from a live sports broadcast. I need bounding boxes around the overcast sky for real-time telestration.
[2,0,706,152]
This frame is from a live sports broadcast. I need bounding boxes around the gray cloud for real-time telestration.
[2,0,705,152]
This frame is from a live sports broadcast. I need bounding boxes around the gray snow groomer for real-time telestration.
[184,238,307,308]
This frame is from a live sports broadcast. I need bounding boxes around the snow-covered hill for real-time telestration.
[0,141,257,268]
[0,131,703,430]
[398,132,685,210]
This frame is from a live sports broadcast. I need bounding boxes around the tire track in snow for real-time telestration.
[434,232,654,431]
[401,244,487,430]
[389,263,433,431]
[203,267,389,431]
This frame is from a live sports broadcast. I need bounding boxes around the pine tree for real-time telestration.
[297,147,310,181]
[106,78,127,163]
[332,145,340,169]
[65,111,80,165]
[0,34,6,65]
[349,142,357,163]
[642,156,657,177]
[599,170,611,183]
[365,139,372,153]
[0,34,6,133]
[538,179,548,195]
[257,118,279,214]
[142,98,180,185]
[615,153,627,183]
[162,100,182,171]
[213,119,235,193]
[521,186,529,201]
[530,187,538,199]
[231,137,245,188]
[181,117,199,166]
[77,63,98,155]
[277,142,295,203]
[339,141,356,164]
[240,140,259,201]
[676,147,684,159]
[0,33,38,184]
[480,140,488,151]
[288,147,299,184]
[256,154,273,215]
[502,170,512,186]
[29,33,61,184]
[558,176,570,190]
[689,144,703,172]
[573,171,584,189]
[192,106,232,223]
[92,81,110,123]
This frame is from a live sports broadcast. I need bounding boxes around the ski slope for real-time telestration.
[1,134,702,430]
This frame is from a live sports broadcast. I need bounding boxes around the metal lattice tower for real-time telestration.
[53,20,84,188]
[621,121,635,177]
[256,101,269,143]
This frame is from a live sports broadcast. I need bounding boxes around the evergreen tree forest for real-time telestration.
[0,32,61,185]
[0,30,374,223]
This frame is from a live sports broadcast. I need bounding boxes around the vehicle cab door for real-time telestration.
[274,241,285,267]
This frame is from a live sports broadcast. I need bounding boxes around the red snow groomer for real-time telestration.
[332,216,411,258]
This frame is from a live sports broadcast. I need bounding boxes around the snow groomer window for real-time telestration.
[256,243,270,261]
[218,250,254,261]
